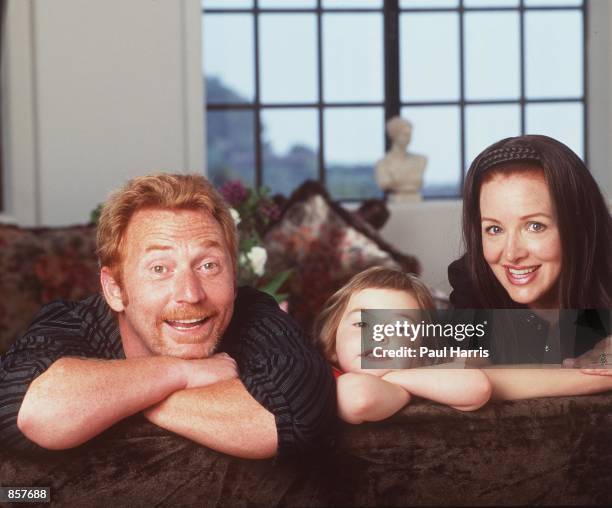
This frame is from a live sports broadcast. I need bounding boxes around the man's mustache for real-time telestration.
[160,304,212,322]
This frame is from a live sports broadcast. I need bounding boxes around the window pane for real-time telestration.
[260,0,316,8]
[323,0,383,8]
[525,0,582,6]
[400,13,459,102]
[526,103,583,159]
[203,0,253,8]
[323,14,383,103]
[325,108,384,200]
[465,12,520,100]
[259,15,317,103]
[400,0,458,7]
[207,110,255,187]
[204,14,254,104]
[465,105,521,168]
[400,106,461,197]
[525,11,583,98]
[464,0,519,8]
[262,108,319,196]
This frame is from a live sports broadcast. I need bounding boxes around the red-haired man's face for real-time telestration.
[102,208,235,359]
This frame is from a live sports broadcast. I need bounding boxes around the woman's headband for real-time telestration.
[478,145,541,173]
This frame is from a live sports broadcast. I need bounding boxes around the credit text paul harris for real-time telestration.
[371,346,490,359]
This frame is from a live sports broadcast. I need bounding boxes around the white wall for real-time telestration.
[379,201,463,294]
[588,0,612,201]
[1,0,204,226]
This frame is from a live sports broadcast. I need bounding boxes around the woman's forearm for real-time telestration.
[483,367,612,400]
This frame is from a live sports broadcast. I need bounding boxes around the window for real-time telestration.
[202,0,586,200]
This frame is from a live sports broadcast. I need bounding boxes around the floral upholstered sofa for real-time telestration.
[0,223,100,354]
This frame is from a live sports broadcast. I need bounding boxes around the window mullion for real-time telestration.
[254,0,262,188]
[459,0,467,190]
[519,0,526,136]
[582,0,588,167]
[384,0,400,152]
[317,0,325,185]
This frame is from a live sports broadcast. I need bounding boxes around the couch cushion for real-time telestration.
[1,394,610,506]
[0,224,99,353]
[264,181,420,331]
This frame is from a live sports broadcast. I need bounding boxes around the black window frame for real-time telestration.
[0,0,6,213]
[203,0,588,200]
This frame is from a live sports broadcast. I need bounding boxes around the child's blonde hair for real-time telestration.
[313,266,435,364]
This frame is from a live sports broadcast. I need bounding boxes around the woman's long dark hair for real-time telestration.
[463,134,612,309]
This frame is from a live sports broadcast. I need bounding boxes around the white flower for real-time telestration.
[239,252,248,267]
[247,246,267,276]
[229,208,241,226]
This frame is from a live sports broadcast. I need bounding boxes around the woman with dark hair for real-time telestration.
[448,134,612,398]
[450,134,611,310]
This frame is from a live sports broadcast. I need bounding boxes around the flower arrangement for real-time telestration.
[219,180,290,303]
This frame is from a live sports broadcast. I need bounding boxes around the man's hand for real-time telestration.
[563,336,612,375]
[17,354,235,450]
[142,378,278,459]
[181,353,238,389]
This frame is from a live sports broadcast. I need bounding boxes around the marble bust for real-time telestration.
[375,116,427,202]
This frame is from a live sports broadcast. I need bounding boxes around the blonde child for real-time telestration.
[313,266,492,424]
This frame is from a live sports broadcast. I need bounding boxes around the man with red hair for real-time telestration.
[0,173,335,458]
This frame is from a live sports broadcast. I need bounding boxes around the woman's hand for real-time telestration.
[563,336,612,375]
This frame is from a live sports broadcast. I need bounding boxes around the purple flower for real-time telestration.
[220,180,248,206]
[258,200,282,221]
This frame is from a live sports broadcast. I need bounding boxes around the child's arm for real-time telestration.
[482,367,612,400]
[336,372,410,424]
[381,367,491,411]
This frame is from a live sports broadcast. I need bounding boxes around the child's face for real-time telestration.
[335,287,421,376]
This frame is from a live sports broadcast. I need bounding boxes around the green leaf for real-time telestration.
[259,268,292,295]
[270,292,289,303]
[90,204,103,224]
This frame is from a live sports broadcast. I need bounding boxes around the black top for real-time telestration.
[448,255,609,363]
[448,254,490,309]
[0,287,336,456]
